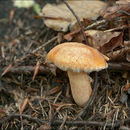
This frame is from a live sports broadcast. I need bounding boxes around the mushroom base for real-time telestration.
[67,71,92,107]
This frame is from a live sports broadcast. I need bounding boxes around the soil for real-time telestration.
[0,0,130,130]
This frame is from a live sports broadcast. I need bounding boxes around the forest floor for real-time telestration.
[0,0,130,130]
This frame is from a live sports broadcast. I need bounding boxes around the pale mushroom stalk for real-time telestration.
[67,71,92,107]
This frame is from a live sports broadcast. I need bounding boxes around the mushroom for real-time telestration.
[46,42,108,107]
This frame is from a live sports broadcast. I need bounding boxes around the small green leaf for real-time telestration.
[33,3,41,15]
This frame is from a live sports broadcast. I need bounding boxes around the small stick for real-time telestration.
[108,62,130,71]
[104,24,130,32]
[1,62,130,76]
[0,66,50,75]
[14,36,57,65]
[1,113,130,128]
[31,36,57,54]
[0,114,43,125]
[85,19,107,30]
[63,0,88,44]
[64,19,108,41]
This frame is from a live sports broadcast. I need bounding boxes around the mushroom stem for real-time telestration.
[67,70,92,107]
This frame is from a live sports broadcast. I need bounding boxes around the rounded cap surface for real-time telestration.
[46,42,108,73]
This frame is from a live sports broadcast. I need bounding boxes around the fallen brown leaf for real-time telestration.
[100,3,130,19]
[64,29,81,41]
[85,30,123,54]
[41,1,106,32]
[64,29,123,54]
[107,41,130,61]
[116,0,130,4]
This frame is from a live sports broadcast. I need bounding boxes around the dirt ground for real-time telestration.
[0,0,130,130]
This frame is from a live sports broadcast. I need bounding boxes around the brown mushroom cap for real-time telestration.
[46,42,108,73]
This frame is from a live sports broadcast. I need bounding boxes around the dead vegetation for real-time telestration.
[0,0,130,129]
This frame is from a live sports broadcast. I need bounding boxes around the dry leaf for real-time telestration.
[41,1,106,32]
[100,3,130,19]
[124,41,130,47]
[64,29,123,54]
[85,30,123,54]
[107,48,126,61]
[107,41,130,61]
[64,29,81,41]
[116,0,130,4]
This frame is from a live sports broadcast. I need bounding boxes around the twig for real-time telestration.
[0,114,43,125]
[104,24,130,32]
[1,113,130,128]
[75,72,99,120]
[63,0,88,44]
[59,112,68,129]
[85,19,107,30]
[14,36,57,65]
[108,62,130,71]
[0,66,50,75]
[31,36,57,54]
[64,19,108,41]
[1,62,130,76]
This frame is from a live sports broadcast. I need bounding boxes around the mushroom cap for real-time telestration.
[46,42,108,73]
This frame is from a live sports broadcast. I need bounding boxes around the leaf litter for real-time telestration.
[0,0,130,129]
[41,0,106,32]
